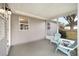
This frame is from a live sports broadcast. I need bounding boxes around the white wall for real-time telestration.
[11,14,46,45]
[47,22,58,36]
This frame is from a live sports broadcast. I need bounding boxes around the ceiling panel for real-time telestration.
[8,3,77,20]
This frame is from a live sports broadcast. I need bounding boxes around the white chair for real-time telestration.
[56,40,77,56]
[46,32,61,45]
[54,32,61,46]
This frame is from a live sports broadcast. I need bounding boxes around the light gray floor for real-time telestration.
[8,39,77,56]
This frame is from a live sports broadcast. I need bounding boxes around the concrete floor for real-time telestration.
[8,39,77,56]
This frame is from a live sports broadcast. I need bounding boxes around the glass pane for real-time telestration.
[19,16,29,30]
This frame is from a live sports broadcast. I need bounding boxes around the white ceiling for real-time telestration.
[8,3,77,20]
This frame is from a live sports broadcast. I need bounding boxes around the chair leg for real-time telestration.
[68,53,71,56]
[67,51,71,56]
[55,48,58,54]
[56,47,58,52]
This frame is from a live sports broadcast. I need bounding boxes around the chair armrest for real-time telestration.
[59,44,78,51]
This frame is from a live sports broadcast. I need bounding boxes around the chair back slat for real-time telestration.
[54,33,61,44]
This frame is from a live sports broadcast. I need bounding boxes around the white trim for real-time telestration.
[6,14,11,55]
[57,18,59,33]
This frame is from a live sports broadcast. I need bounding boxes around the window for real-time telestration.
[19,16,29,31]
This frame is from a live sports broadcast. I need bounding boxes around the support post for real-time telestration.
[57,18,59,33]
